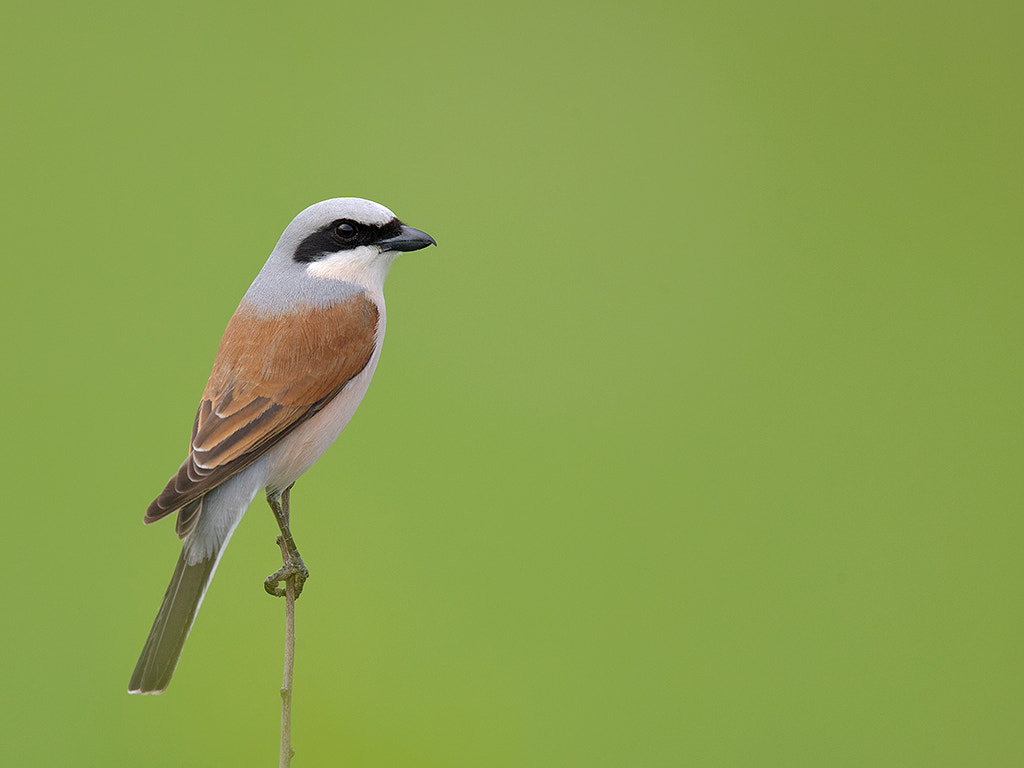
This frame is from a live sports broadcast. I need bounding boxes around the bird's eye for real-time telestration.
[336,222,358,240]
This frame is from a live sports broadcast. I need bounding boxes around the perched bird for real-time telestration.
[128,198,435,694]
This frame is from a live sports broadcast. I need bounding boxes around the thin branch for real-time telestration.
[265,485,304,768]
[277,533,297,768]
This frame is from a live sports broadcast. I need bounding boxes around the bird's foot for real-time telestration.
[264,548,309,598]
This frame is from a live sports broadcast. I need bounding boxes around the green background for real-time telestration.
[3,1,1022,765]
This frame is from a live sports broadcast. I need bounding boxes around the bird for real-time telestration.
[128,197,435,694]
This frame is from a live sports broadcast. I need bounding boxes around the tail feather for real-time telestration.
[130,465,258,693]
[128,547,220,694]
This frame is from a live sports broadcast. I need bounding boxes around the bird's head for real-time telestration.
[251,198,436,307]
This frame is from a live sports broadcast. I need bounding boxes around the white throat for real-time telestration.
[305,245,397,293]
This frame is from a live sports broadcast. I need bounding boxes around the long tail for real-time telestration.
[129,469,259,693]
[128,540,222,694]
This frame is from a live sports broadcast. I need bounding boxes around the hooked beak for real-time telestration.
[377,224,437,253]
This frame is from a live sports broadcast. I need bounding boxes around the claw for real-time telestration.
[264,554,309,598]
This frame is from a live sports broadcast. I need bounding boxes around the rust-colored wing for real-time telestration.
[146,293,379,536]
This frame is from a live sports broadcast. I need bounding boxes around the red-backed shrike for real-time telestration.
[129,198,435,694]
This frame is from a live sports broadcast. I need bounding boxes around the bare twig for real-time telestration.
[265,485,305,768]
[276,534,297,768]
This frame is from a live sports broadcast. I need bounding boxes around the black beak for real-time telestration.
[377,225,437,253]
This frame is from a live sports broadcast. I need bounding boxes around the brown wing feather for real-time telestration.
[146,293,379,531]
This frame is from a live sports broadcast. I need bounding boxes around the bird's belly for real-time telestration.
[262,346,382,492]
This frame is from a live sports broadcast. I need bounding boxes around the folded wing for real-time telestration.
[145,293,379,537]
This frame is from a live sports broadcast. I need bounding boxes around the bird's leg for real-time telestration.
[264,484,309,598]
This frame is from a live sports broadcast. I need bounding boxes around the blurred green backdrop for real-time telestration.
[2,1,1022,765]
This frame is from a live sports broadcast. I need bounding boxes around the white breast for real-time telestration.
[261,291,387,493]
